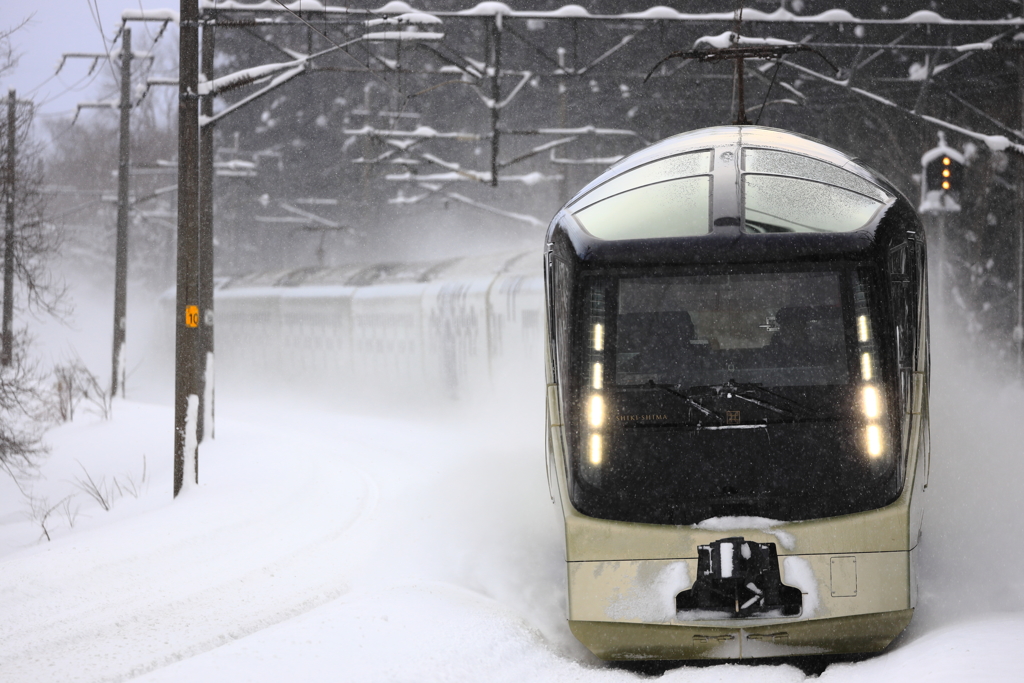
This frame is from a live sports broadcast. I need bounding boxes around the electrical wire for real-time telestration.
[269,0,409,103]
[85,0,121,85]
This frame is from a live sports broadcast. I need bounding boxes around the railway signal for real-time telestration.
[919,132,965,212]
[919,133,965,307]
[925,150,963,195]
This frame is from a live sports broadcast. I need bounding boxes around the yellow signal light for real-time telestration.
[942,169,950,178]
[942,157,951,165]
[942,181,950,190]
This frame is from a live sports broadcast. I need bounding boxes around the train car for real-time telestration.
[543,126,930,660]
[159,250,545,403]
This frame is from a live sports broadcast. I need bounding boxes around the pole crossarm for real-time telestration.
[197,29,443,127]
[343,125,485,141]
[56,51,154,77]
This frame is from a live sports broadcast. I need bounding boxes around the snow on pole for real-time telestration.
[203,353,214,442]
[183,393,199,489]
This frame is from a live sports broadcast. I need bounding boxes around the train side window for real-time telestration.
[573,176,711,240]
[744,148,890,202]
[743,175,885,233]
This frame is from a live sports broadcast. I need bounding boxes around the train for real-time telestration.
[167,251,545,405]
[543,125,930,660]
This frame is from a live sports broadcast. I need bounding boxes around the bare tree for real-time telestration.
[3,103,68,318]
[1,19,70,480]
[1,17,30,78]
[0,331,48,479]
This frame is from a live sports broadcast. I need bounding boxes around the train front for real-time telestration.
[544,126,929,660]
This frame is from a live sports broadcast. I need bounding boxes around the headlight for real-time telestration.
[588,394,605,427]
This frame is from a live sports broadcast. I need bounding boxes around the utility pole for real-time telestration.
[1017,48,1024,379]
[198,19,215,441]
[3,89,15,367]
[732,12,749,126]
[174,0,201,496]
[1,90,14,368]
[488,17,501,187]
[111,29,133,398]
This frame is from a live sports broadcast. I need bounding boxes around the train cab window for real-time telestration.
[743,176,885,234]
[571,266,901,525]
[614,272,848,387]
[573,176,711,240]
[744,148,889,201]
[570,150,712,212]
[741,149,892,234]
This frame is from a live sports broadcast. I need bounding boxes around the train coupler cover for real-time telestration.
[676,537,803,618]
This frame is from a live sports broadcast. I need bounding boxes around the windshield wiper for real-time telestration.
[646,380,725,423]
[690,380,821,419]
[742,218,794,234]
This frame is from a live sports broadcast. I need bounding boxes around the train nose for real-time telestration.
[676,537,803,618]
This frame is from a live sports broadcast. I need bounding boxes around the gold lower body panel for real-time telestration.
[569,609,914,661]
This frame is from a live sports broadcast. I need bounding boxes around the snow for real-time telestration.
[121,8,179,24]
[374,1,419,14]
[546,4,592,18]
[457,2,515,17]
[694,516,797,550]
[365,12,442,26]
[908,62,930,81]
[203,352,214,442]
[782,557,819,618]
[920,133,966,167]
[2,280,1024,681]
[955,42,994,52]
[121,3,1024,27]
[695,32,797,49]
[198,60,307,97]
[918,115,1021,153]
[363,30,445,41]
[606,562,691,622]
[183,393,198,489]
[919,190,961,214]
[720,542,734,578]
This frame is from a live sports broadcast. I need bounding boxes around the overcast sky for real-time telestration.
[3,0,173,122]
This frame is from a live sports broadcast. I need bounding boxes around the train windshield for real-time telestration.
[572,265,903,525]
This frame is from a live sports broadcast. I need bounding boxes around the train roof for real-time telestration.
[216,250,536,292]
[556,126,906,244]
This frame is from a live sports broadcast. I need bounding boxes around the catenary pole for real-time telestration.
[489,17,500,188]
[2,90,15,367]
[1017,48,1024,379]
[112,29,133,398]
[174,0,201,497]
[198,18,215,441]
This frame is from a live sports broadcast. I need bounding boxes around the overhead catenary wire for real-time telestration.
[268,0,410,104]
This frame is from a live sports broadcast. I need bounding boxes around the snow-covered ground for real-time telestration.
[2,300,1023,681]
